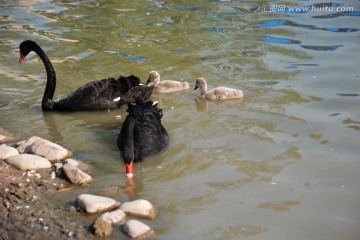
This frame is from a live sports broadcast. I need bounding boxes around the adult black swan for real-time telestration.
[117,100,169,178]
[19,40,153,111]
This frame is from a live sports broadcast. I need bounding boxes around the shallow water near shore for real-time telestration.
[1,0,360,239]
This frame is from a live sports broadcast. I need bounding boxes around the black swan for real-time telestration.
[117,100,169,178]
[19,40,153,111]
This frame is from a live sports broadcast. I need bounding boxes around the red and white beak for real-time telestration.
[19,53,26,63]
[125,162,133,178]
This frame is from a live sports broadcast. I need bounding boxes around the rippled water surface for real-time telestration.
[1,0,359,239]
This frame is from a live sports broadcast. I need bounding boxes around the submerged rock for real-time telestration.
[5,154,51,170]
[63,163,92,185]
[123,220,154,239]
[17,136,72,162]
[92,218,112,237]
[75,194,120,214]
[120,199,157,219]
[0,145,19,160]
[0,128,15,144]
[92,209,126,236]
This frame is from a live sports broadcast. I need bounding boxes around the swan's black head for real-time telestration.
[19,40,38,63]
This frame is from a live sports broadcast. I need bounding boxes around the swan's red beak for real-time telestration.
[19,53,26,63]
[125,162,133,178]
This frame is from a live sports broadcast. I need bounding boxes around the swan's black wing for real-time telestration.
[130,101,169,157]
[52,75,145,111]
[119,85,154,106]
[53,78,119,111]
[118,100,168,163]
[138,101,169,157]
[112,75,142,95]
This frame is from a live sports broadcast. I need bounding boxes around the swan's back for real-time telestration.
[113,75,141,94]
[128,101,168,157]
[155,80,190,93]
[118,100,169,161]
[53,78,117,111]
[119,85,154,106]
[53,75,143,111]
[147,70,189,93]
[195,77,244,100]
[205,86,244,100]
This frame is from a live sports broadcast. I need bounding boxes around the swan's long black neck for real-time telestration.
[33,44,56,110]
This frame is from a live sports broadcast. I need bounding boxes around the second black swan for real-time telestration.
[19,40,153,111]
[117,100,169,178]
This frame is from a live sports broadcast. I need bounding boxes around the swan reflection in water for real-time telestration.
[194,96,243,112]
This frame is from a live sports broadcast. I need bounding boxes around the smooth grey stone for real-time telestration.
[5,154,51,170]
[76,194,120,214]
[123,220,154,239]
[17,136,72,162]
[120,199,157,219]
[63,163,92,185]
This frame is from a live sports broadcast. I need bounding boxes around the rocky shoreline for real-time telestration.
[0,128,156,239]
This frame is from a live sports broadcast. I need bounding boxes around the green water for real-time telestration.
[1,0,359,239]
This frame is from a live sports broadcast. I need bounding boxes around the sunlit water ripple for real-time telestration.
[1,0,359,239]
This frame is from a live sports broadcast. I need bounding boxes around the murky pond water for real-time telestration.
[1,0,360,239]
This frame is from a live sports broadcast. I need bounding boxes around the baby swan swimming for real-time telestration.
[194,77,243,100]
[146,70,190,93]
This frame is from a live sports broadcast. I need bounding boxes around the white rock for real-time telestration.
[17,136,72,162]
[63,163,92,185]
[0,145,19,160]
[15,140,26,147]
[54,162,63,169]
[123,220,154,239]
[5,154,51,170]
[99,209,126,226]
[120,199,157,219]
[76,194,120,214]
